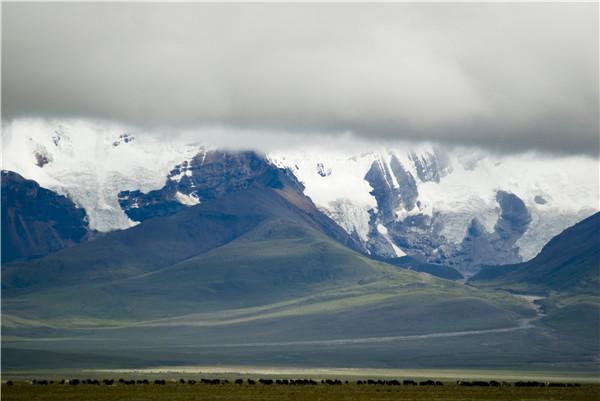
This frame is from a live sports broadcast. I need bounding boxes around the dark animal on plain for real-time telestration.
[259,379,273,385]
[295,379,315,385]
[154,379,166,385]
[403,380,417,386]
[69,379,80,385]
[489,381,500,387]
[420,380,435,386]
[435,381,443,386]
[59,379,66,384]
[247,379,256,385]
[471,381,490,387]
[548,383,567,387]
[6,381,14,386]
[102,379,114,385]
[235,379,243,384]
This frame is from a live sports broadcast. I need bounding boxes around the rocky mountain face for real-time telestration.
[450,191,531,268]
[118,150,364,253]
[3,120,597,275]
[408,150,452,183]
[118,151,278,222]
[332,151,533,273]
[117,147,535,275]
[270,147,597,275]
[362,154,443,259]
[1,170,91,263]
[471,212,600,294]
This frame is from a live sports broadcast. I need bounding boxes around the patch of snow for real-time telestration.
[384,154,400,189]
[376,223,389,235]
[377,223,406,257]
[268,150,379,210]
[389,242,407,258]
[175,191,200,206]
[323,199,372,242]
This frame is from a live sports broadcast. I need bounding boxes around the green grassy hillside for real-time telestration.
[2,213,530,325]
[2,181,597,372]
[385,256,463,280]
[470,212,599,294]
[1,173,353,295]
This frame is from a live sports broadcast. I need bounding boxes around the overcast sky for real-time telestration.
[2,2,598,155]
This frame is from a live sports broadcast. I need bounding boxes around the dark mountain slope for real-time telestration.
[384,255,463,280]
[118,151,275,222]
[1,170,91,263]
[470,212,600,294]
[15,217,397,321]
[1,167,360,296]
[2,164,533,331]
[117,150,363,253]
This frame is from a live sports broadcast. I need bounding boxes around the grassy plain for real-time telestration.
[2,381,599,401]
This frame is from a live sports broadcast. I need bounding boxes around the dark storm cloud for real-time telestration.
[2,2,598,155]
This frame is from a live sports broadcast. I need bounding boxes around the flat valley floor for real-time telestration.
[3,382,600,401]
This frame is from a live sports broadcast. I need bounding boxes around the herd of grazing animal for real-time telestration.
[4,378,582,387]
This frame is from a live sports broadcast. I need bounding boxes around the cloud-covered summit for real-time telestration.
[2,3,598,155]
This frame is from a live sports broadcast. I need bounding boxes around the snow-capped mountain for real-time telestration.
[3,119,597,273]
[2,119,199,232]
[269,148,597,273]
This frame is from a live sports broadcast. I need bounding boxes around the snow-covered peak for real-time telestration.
[269,150,380,210]
[269,146,598,262]
[3,118,597,267]
[3,119,200,231]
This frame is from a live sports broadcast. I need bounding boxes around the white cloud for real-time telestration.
[2,3,598,154]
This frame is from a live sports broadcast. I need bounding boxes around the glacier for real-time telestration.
[2,118,597,270]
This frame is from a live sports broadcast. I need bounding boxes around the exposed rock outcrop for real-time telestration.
[1,171,91,263]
